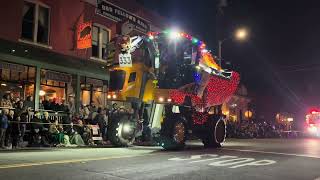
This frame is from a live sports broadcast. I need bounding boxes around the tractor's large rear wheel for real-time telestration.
[159,114,186,150]
[108,113,136,147]
[202,116,226,148]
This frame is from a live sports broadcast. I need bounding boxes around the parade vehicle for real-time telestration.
[305,109,320,137]
[106,29,240,150]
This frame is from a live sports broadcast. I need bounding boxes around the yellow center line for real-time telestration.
[0,154,145,169]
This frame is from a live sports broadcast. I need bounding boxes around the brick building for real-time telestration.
[0,0,165,111]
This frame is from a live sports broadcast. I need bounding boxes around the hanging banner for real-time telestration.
[76,21,92,49]
[96,0,150,33]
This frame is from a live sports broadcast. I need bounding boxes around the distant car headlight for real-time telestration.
[308,126,317,133]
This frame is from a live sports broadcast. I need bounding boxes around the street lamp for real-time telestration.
[218,28,248,67]
[235,28,248,40]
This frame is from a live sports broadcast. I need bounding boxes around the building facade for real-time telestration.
[222,84,252,122]
[0,0,164,112]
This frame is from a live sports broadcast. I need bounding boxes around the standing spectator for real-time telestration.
[12,97,20,109]
[4,110,14,147]
[24,96,34,110]
[103,108,109,140]
[41,111,51,145]
[42,96,50,110]
[93,108,107,140]
[11,113,21,149]
[39,100,44,110]
[0,108,9,148]
[15,103,28,144]
[42,112,52,125]
[29,111,43,146]
[68,96,76,115]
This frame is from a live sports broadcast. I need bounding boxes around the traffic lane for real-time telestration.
[222,138,320,157]
[2,148,320,180]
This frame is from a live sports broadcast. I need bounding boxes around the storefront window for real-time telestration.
[81,77,107,107]
[40,69,73,110]
[0,61,35,106]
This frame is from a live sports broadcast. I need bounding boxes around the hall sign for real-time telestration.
[45,71,72,83]
[86,77,104,87]
[96,0,150,33]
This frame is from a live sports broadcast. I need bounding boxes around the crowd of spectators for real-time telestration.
[226,120,288,139]
[0,93,110,149]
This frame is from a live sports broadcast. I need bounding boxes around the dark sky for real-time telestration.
[138,0,320,121]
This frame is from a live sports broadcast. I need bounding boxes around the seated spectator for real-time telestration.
[49,120,64,145]
[62,110,72,134]
[82,106,90,124]
[68,124,85,146]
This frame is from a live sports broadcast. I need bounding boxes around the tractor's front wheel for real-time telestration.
[202,116,226,148]
[159,114,186,150]
[108,113,136,147]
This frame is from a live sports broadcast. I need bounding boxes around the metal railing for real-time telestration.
[0,107,68,123]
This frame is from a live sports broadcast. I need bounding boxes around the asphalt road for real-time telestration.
[1,138,320,180]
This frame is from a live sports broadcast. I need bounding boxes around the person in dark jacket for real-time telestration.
[24,96,34,110]
[19,107,29,144]
[93,108,107,140]
[11,113,21,149]
[29,111,43,146]
[0,108,9,148]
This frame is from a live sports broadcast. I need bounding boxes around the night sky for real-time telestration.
[138,0,320,122]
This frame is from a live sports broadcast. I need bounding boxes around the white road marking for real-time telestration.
[209,158,255,167]
[189,155,235,163]
[169,154,276,169]
[224,148,320,159]
[229,159,276,169]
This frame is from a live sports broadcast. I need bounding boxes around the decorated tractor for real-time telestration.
[305,109,320,137]
[106,30,240,150]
